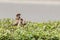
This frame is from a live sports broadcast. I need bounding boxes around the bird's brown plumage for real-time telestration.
[13,13,26,26]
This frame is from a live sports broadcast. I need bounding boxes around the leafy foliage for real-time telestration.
[0,18,60,40]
